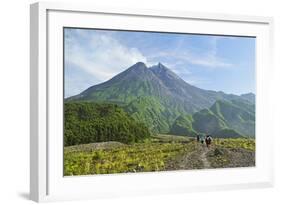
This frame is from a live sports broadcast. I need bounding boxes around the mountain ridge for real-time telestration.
[67,62,254,107]
[66,62,255,135]
[170,99,255,137]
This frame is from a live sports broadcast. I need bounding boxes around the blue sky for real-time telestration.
[64,28,255,98]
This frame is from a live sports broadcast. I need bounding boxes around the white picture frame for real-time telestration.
[30,2,274,202]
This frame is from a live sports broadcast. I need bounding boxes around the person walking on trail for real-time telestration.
[196,134,200,142]
[205,135,213,148]
[200,135,205,144]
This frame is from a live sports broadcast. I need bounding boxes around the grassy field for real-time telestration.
[213,138,255,151]
[64,135,255,176]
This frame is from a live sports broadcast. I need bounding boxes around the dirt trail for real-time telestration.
[200,146,211,169]
[165,140,255,171]
[166,142,213,170]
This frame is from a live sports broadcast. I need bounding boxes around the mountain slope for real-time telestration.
[210,100,255,136]
[240,93,255,104]
[123,96,171,133]
[170,100,255,137]
[67,62,255,134]
[68,62,164,104]
[192,108,228,134]
[68,62,244,112]
[169,114,197,137]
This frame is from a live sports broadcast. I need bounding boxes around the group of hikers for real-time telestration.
[196,134,213,148]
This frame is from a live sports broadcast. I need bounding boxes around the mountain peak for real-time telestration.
[150,62,168,72]
[131,62,147,69]
[124,62,149,75]
[135,61,147,67]
[150,62,182,82]
[158,62,165,67]
[152,62,168,69]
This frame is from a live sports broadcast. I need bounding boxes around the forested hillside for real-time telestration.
[64,102,151,146]
[169,100,255,138]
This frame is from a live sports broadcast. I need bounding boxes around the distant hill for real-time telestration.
[192,108,228,135]
[240,93,255,104]
[210,100,255,136]
[170,100,255,137]
[66,62,255,136]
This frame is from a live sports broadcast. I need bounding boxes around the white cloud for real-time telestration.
[64,30,237,97]
[183,76,210,87]
[179,50,233,68]
[149,36,233,69]
[65,29,149,83]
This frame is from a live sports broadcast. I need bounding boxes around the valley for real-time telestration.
[63,62,256,175]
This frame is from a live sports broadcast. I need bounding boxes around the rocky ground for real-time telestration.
[165,141,255,170]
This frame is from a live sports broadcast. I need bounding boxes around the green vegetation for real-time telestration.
[122,96,204,134]
[68,90,255,138]
[64,137,255,175]
[210,100,255,136]
[123,96,171,133]
[192,108,227,134]
[63,101,255,175]
[169,115,197,137]
[67,62,255,137]
[169,108,232,137]
[64,102,151,146]
[64,138,196,176]
[169,100,255,137]
[212,128,243,138]
[63,62,256,175]
[153,134,193,143]
[213,138,255,151]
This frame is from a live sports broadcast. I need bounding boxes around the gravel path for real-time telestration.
[165,141,255,170]
[200,146,211,169]
[165,142,212,170]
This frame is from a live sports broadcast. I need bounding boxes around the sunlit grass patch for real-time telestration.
[213,138,255,151]
[64,141,196,176]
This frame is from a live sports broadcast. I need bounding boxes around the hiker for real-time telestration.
[205,135,213,148]
[196,134,200,142]
[200,136,205,144]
